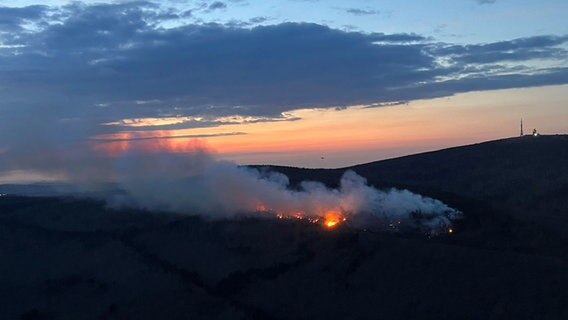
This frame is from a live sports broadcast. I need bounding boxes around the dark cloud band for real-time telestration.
[0,2,566,139]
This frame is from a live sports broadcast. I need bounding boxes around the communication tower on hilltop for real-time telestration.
[520,119,524,136]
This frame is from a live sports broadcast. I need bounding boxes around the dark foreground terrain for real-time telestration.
[1,135,567,320]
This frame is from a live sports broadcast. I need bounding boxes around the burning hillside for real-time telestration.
[254,200,459,235]
[103,158,462,235]
[172,165,464,235]
[19,142,445,235]
[2,142,461,235]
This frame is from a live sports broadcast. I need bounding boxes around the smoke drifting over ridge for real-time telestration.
[0,135,460,233]
[95,143,461,234]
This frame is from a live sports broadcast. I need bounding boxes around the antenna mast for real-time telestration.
[520,119,524,136]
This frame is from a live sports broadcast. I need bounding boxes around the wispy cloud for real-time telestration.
[91,132,246,143]
[344,8,380,16]
[102,114,301,130]
[207,1,227,11]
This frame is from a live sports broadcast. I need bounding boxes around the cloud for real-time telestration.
[223,16,273,28]
[90,132,246,142]
[207,1,227,11]
[0,5,48,32]
[101,114,301,130]
[344,8,380,16]
[0,1,566,163]
[248,16,270,24]
[364,101,409,109]
[476,0,497,4]
[433,35,568,63]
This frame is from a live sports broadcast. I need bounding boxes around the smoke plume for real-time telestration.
[96,144,461,234]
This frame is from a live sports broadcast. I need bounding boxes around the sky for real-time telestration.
[0,0,567,182]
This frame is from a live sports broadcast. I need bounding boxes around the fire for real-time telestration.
[324,219,339,228]
[323,210,343,229]
[253,204,346,229]
[293,211,304,219]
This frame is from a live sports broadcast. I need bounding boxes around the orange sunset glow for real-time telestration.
[90,85,568,167]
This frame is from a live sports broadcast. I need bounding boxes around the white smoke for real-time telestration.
[100,148,461,234]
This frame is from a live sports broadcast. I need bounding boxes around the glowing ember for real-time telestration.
[323,210,343,229]
[253,204,346,229]
[324,219,339,228]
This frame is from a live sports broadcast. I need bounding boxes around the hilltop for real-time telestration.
[261,135,568,205]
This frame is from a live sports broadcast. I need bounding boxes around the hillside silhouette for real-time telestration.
[1,135,567,319]
[258,135,568,254]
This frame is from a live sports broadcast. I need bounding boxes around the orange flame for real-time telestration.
[324,219,339,228]
[323,210,343,229]
[253,204,345,229]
